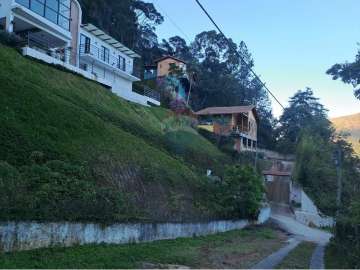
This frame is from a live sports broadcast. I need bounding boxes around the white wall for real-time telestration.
[290,182,335,228]
[79,28,134,74]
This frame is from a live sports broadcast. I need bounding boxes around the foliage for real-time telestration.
[294,133,338,215]
[0,160,125,222]
[0,44,235,222]
[0,30,24,48]
[327,49,360,100]
[202,166,265,219]
[276,88,333,153]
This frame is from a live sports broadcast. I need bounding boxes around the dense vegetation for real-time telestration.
[0,43,267,222]
[323,48,360,269]
[276,88,360,268]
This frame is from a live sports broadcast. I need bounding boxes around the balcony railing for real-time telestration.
[133,84,161,102]
[79,44,130,74]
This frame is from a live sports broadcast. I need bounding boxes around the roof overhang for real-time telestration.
[81,24,141,58]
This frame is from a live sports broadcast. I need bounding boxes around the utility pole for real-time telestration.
[335,143,343,214]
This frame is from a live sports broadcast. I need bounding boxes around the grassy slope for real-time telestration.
[0,227,286,269]
[332,113,360,155]
[0,44,230,222]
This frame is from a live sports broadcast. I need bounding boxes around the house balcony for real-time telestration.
[79,44,140,82]
[11,0,72,42]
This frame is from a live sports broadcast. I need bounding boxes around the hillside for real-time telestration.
[0,44,232,223]
[332,113,360,155]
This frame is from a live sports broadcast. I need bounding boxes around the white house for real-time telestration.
[0,0,160,106]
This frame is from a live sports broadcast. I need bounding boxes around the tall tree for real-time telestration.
[276,88,333,153]
[327,49,360,100]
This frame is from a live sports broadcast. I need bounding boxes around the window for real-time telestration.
[243,138,247,147]
[15,0,71,30]
[253,141,257,149]
[118,55,126,71]
[80,34,91,54]
[248,139,252,148]
[101,46,110,63]
[30,0,45,16]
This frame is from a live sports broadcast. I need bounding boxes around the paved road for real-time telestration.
[271,214,332,245]
[252,238,302,269]
[252,207,332,269]
[310,244,326,269]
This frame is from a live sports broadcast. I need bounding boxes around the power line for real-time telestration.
[153,2,192,43]
[194,0,285,109]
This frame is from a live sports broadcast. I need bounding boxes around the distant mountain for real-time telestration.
[332,113,360,155]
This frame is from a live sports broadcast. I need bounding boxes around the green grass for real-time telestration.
[0,227,286,269]
[277,242,317,269]
[0,44,231,222]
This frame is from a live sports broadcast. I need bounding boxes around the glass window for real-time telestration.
[59,0,70,8]
[15,0,30,8]
[59,3,70,19]
[30,0,45,16]
[58,15,69,30]
[46,0,59,11]
[101,46,109,63]
[45,7,58,24]
[80,34,91,54]
[118,56,126,71]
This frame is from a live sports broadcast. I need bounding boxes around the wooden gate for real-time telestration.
[266,178,290,204]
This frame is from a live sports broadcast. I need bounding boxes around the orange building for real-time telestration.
[195,106,259,152]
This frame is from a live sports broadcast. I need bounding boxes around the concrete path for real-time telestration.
[251,207,332,269]
[252,238,302,269]
[271,214,332,245]
[310,244,326,269]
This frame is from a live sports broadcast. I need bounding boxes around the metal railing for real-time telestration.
[24,31,72,62]
[133,85,161,102]
[79,44,128,73]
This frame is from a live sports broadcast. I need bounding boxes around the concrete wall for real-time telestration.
[0,207,271,253]
[290,183,334,227]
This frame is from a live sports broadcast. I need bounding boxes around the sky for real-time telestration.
[146,0,360,118]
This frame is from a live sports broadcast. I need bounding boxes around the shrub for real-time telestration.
[0,30,24,48]
[0,159,125,222]
[201,165,265,220]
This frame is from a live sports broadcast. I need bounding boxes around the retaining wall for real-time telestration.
[0,207,271,253]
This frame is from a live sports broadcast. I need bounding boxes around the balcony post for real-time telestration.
[5,13,14,33]
[64,41,71,64]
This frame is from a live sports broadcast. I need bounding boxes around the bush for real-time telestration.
[201,165,265,220]
[0,30,24,48]
[0,159,125,222]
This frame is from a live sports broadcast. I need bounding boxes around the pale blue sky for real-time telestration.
[146,0,360,117]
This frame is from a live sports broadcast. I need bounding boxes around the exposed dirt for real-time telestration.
[197,226,289,269]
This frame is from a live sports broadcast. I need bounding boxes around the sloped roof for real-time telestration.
[263,170,292,176]
[154,55,187,64]
[81,24,140,58]
[195,105,258,121]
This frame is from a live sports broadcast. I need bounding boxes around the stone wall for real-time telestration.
[0,207,271,253]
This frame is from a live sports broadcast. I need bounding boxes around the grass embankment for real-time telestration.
[0,44,231,222]
[277,242,317,269]
[0,227,287,269]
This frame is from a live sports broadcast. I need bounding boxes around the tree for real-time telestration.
[276,88,333,153]
[327,49,360,100]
